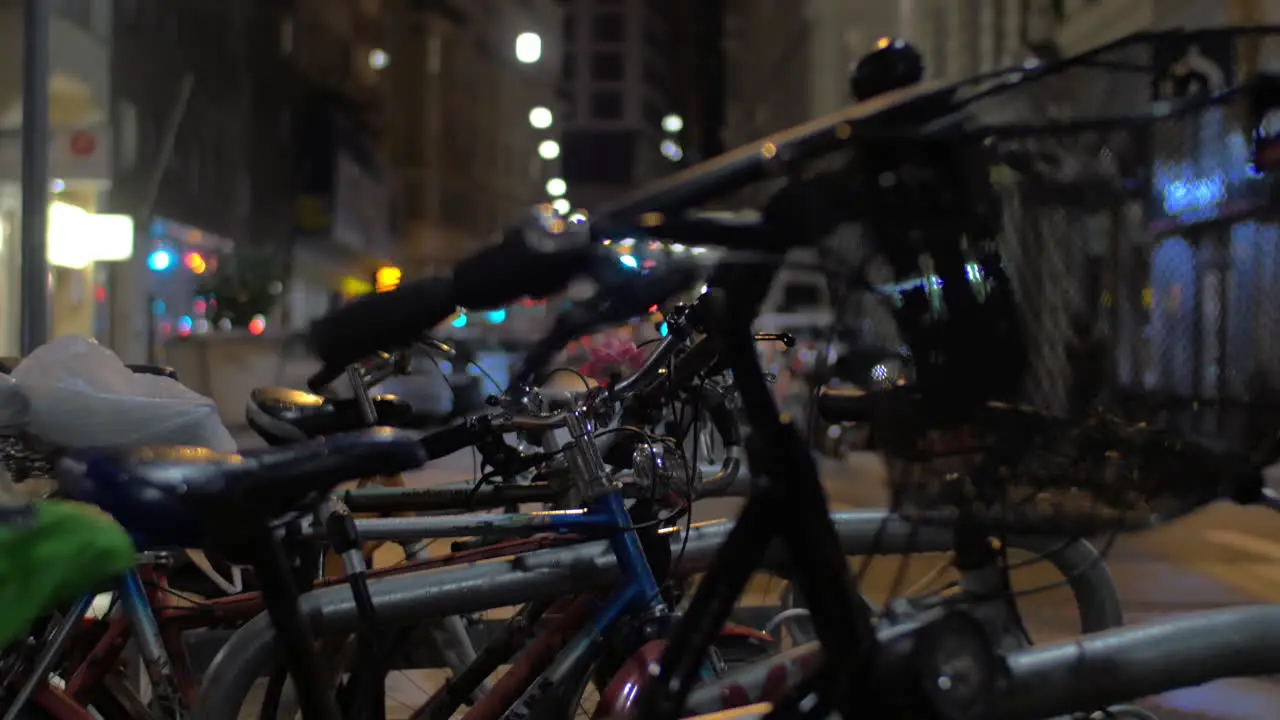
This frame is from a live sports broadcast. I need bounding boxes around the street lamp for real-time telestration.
[529,106,553,129]
[551,198,571,215]
[368,48,389,70]
[661,113,683,133]
[537,139,560,159]
[515,32,542,63]
[660,138,683,162]
[546,177,567,197]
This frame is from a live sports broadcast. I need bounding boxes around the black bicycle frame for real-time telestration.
[250,521,344,720]
[632,258,882,718]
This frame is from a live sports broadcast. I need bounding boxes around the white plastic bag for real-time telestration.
[0,372,30,429]
[11,336,236,452]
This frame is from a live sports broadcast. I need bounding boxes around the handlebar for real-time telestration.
[609,333,683,397]
[307,337,458,395]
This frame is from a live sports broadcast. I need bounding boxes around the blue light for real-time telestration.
[1162,173,1227,219]
[486,308,507,324]
[152,299,166,315]
[619,254,638,269]
[659,322,669,337]
[451,313,468,328]
[147,250,173,271]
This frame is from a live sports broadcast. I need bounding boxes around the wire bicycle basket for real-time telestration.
[834,28,1280,535]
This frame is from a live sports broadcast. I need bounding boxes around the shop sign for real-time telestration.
[0,126,113,183]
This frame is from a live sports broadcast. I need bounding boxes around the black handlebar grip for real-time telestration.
[452,231,595,309]
[815,385,875,424]
[306,365,345,393]
[307,276,458,372]
[419,421,479,460]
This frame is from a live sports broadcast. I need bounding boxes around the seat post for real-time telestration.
[249,521,342,720]
[347,366,379,425]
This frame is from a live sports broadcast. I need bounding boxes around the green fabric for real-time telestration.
[0,501,135,648]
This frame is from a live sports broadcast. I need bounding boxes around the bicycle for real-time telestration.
[43,279,1120,720]
[189,221,1118,720]
[251,26,1280,719]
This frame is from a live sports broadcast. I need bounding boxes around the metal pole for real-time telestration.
[139,74,195,221]
[19,0,50,354]
[136,74,195,363]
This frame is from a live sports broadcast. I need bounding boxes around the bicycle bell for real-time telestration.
[849,38,925,101]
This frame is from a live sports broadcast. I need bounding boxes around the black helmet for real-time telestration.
[849,39,925,101]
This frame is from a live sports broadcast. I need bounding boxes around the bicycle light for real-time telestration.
[631,444,691,501]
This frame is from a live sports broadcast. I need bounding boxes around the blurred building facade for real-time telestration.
[558,0,684,209]
[0,1,114,357]
[285,0,395,326]
[723,0,1035,147]
[382,0,566,273]
[660,0,725,163]
[106,0,296,362]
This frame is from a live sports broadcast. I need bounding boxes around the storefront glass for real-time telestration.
[0,185,111,358]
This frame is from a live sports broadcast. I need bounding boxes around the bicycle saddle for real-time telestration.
[56,428,427,549]
[246,386,417,445]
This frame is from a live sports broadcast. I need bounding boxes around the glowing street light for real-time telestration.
[515,32,542,63]
[537,139,560,159]
[551,198,572,215]
[368,48,389,70]
[545,178,567,197]
[529,106,553,129]
[660,138,683,161]
[661,113,683,133]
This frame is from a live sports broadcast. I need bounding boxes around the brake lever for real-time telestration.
[418,336,458,360]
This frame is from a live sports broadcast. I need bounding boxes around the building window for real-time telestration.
[643,15,665,53]
[590,52,625,82]
[591,13,625,43]
[563,130,636,185]
[589,91,624,120]
[642,57,665,93]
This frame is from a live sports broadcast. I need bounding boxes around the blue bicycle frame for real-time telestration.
[494,486,667,716]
